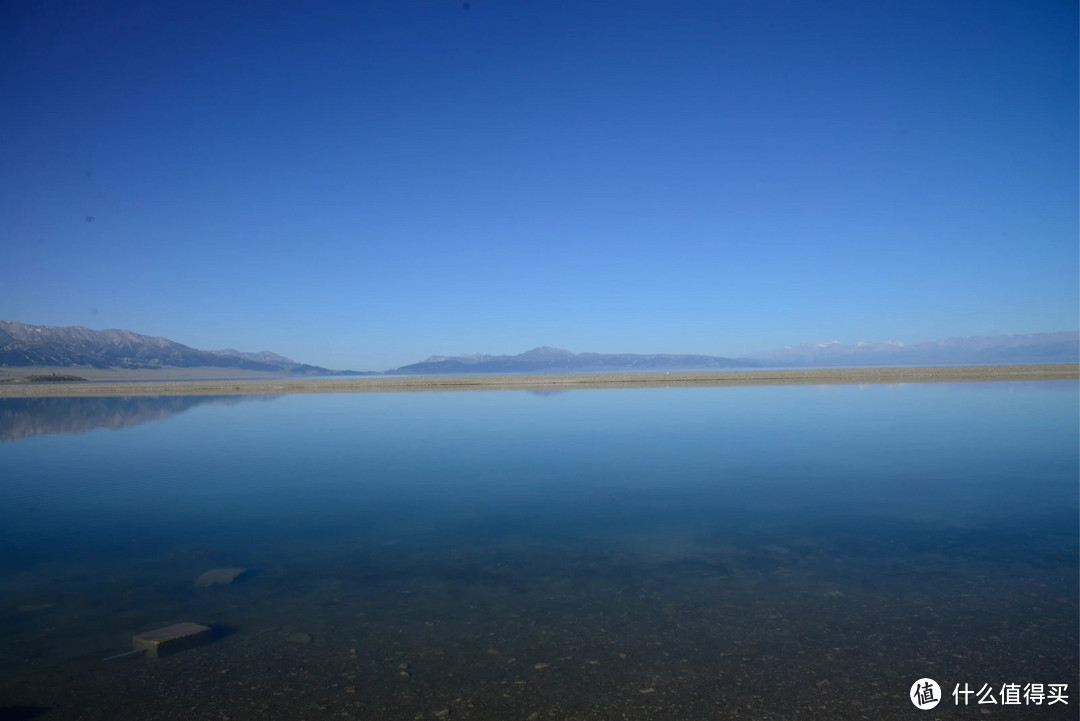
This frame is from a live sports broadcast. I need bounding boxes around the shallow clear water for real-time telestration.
[1,381,1076,720]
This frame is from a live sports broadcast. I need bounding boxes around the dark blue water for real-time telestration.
[1,381,1076,720]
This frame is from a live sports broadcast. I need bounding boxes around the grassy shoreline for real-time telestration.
[0,364,1075,397]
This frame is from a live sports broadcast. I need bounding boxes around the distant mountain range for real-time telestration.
[1,321,1076,376]
[388,332,1078,374]
[389,346,753,374]
[0,321,366,376]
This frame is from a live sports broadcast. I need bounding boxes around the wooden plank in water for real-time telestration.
[132,622,212,658]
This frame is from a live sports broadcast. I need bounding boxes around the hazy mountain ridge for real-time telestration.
[391,346,758,374]
[748,332,1079,366]
[208,348,298,365]
[0,321,362,375]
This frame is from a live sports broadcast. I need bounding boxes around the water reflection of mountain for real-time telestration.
[0,395,275,442]
[526,390,572,398]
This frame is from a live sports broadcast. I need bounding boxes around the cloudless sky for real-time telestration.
[2,0,1076,370]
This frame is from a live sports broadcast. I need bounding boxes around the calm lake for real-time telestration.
[1,381,1077,720]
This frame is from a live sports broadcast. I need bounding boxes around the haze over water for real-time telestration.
[1,380,1076,720]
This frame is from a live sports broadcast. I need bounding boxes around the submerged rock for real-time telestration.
[195,567,247,587]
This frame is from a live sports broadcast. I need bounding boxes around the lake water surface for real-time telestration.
[1,381,1076,720]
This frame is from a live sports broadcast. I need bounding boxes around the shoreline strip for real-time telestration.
[0,364,1075,397]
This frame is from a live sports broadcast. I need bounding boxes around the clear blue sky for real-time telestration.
[2,1,1076,370]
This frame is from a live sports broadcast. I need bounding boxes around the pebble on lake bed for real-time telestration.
[195,568,247,587]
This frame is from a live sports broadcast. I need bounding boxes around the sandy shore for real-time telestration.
[0,364,1075,397]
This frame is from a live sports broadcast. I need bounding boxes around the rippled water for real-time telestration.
[1,381,1076,720]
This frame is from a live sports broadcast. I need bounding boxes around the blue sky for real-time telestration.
[2,1,1076,370]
